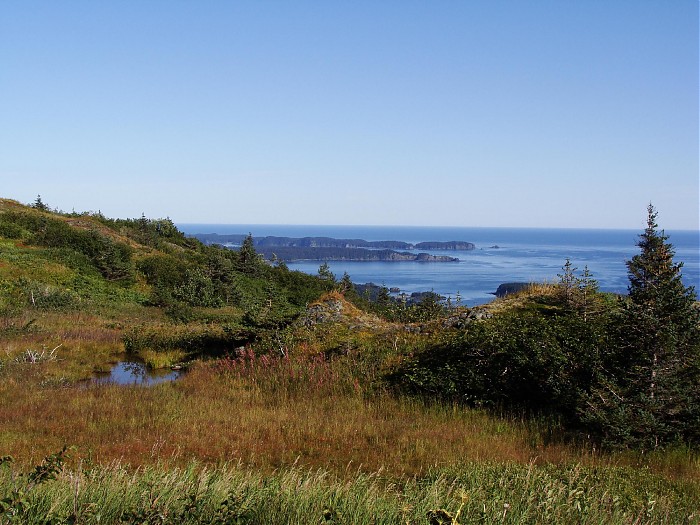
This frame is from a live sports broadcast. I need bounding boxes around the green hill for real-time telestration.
[0,197,335,370]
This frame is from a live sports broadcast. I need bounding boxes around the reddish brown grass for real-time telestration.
[3,349,697,482]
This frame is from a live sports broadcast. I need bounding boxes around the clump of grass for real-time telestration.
[138,349,188,369]
[13,344,61,364]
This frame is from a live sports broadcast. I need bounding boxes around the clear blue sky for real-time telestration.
[1,1,697,229]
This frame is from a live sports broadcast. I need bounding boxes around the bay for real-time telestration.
[179,224,700,307]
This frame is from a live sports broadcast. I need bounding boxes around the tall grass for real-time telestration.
[1,458,698,524]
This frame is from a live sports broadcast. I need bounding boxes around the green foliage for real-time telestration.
[1,211,134,281]
[95,214,189,249]
[557,259,601,319]
[1,446,70,523]
[242,282,300,329]
[0,219,26,240]
[173,268,223,308]
[31,195,50,212]
[1,204,332,333]
[582,205,700,449]
[20,278,80,310]
[339,272,354,294]
[268,265,335,307]
[359,288,448,323]
[317,261,336,283]
[394,308,609,420]
[236,234,262,274]
[393,207,700,450]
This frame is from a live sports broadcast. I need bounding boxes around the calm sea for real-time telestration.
[179,224,700,307]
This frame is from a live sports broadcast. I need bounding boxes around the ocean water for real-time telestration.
[179,224,700,307]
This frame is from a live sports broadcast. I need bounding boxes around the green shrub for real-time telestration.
[393,309,610,423]
[15,278,79,310]
[0,219,26,240]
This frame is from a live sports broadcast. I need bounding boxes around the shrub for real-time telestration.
[393,308,610,422]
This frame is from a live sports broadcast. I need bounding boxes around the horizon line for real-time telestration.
[176,222,700,233]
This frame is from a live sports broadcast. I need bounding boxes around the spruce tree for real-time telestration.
[583,204,700,448]
[32,194,49,211]
[557,258,578,308]
[339,271,354,294]
[237,234,260,273]
[577,265,600,322]
[317,261,336,283]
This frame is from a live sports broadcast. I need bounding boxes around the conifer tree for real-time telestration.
[317,261,336,283]
[32,195,49,211]
[238,234,260,273]
[557,258,578,307]
[583,205,700,448]
[339,271,354,294]
[578,265,599,322]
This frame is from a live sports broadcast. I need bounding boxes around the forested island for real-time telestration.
[256,246,459,262]
[192,233,471,261]
[1,196,699,522]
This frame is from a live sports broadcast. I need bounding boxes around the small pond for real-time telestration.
[93,361,183,386]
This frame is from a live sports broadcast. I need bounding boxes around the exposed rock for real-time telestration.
[493,282,530,298]
[303,299,344,326]
[437,307,492,329]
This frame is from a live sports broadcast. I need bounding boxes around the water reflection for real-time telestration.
[94,361,182,386]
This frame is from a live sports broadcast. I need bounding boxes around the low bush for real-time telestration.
[392,308,611,425]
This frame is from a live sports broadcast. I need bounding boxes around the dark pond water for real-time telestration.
[93,361,182,386]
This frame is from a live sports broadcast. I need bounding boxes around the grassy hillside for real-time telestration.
[1,197,699,524]
[0,197,334,373]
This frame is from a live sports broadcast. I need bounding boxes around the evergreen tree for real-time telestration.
[583,205,700,448]
[557,258,578,307]
[339,271,354,294]
[317,261,336,283]
[32,195,49,211]
[237,234,260,273]
[578,265,599,322]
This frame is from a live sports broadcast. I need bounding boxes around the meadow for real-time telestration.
[2,314,700,524]
[2,198,700,523]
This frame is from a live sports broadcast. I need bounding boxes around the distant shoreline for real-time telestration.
[191,233,471,262]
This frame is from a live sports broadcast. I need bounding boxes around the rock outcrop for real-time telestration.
[492,282,531,298]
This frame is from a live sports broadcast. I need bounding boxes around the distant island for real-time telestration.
[192,234,473,262]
